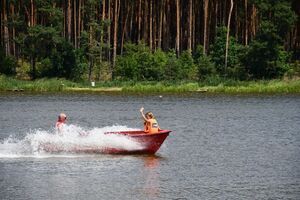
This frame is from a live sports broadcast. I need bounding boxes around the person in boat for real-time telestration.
[56,113,67,133]
[140,107,160,133]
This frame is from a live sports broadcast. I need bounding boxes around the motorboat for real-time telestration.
[39,130,171,154]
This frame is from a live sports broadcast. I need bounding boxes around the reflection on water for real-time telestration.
[142,155,161,199]
[144,155,160,168]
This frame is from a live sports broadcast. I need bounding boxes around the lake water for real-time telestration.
[0,93,299,199]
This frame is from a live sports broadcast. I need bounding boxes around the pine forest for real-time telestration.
[0,0,299,83]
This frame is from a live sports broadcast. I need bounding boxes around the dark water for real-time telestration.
[0,93,299,199]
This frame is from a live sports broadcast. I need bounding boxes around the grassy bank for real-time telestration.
[0,75,300,94]
[0,75,80,92]
[204,80,300,94]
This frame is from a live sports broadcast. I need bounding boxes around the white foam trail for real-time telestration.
[0,125,143,158]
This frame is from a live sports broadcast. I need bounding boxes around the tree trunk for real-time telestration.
[192,0,195,50]
[143,1,148,43]
[215,1,218,29]
[67,0,72,41]
[107,0,111,62]
[63,0,66,38]
[245,0,248,46]
[153,1,157,50]
[250,4,257,40]
[98,0,106,80]
[137,0,141,42]
[0,1,2,46]
[11,2,16,57]
[3,0,10,55]
[30,0,34,26]
[121,2,130,54]
[176,0,180,56]
[292,27,297,50]
[74,0,77,48]
[188,0,192,52]
[158,0,164,49]
[100,0,105,61]
[207,0,212,50]
[203,0,209,55]
[225,0,234,72]
[88,55,93,81]
[163,0,170,49]
[88,21,93,81]
[78,0,81,47]
[112,0,118,77]
[235,0,238,40]
[31,55,36,80]
[129,2,133,39]
[149,0,153,50]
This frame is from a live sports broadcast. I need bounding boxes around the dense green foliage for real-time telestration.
[243,22,289,79]
[0,46,17,75]
[0,0,299,83]
[115,43,199,81]
[194,46,216,80]
[241,0,297,79]
[210,27,246,79]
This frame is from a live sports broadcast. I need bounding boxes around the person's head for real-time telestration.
[145,112,154,119]
[58,113,67,122]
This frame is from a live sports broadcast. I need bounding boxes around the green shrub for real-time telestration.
[148,49,167,80]
[243,21,291,79]
[194,45,216,80]
[0,46,17,75]
[115,42,168,81]
[36,58,53,78]
[115,43,141,80]
[177,50,197,80]
[163,49,180,81]
[210,26,246,79]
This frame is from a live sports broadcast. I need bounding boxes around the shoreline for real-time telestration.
[1,76,300,94]
[2,85,300,95]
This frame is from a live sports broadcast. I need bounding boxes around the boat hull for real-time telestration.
[105,130,171,154]
[39,130,171,155]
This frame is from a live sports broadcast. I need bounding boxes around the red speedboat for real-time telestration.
[105,129,171,154]
[39,130,171,154]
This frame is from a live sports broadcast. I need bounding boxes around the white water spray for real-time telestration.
[0,125,143,158]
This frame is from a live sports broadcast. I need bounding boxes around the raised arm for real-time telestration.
[140,107,148,121]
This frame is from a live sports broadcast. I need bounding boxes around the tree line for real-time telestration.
[0,0,299,81]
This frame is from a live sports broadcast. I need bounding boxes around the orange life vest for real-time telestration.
[144,118,159,133]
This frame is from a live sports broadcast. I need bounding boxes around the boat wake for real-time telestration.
[0,125,143,158]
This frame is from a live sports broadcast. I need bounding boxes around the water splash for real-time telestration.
[0,125,143,158]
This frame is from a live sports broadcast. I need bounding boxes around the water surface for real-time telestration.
[0,93,299,199]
